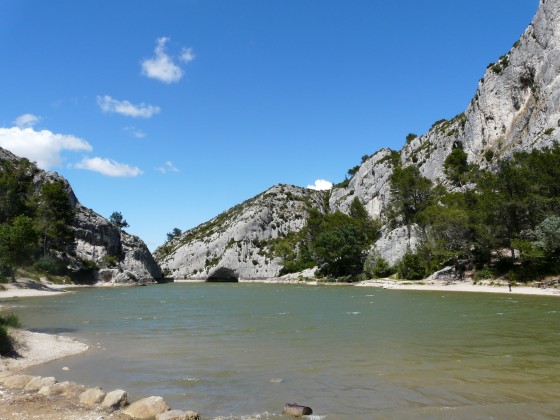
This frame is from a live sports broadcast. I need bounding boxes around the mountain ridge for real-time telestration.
[158,0,560,279]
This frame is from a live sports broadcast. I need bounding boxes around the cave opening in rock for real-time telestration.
[207,267,239,282]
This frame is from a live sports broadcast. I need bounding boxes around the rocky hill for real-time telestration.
[157,0,559,279]
[0,147,162,284]
[155,184,325,280]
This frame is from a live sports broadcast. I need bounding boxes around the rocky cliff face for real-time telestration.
[156,185,325,279]
[158,0,559,277]
[331,0,560,264]
[0,147,162,284]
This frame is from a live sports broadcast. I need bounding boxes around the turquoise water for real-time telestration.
[3,283,560,419]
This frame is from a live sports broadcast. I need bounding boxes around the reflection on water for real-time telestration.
[4,283,560,419]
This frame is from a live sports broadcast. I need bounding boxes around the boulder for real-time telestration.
[24,376,57,392]
[156,410,200,420]
[79,386,107,406]
[282,403,313,417]
[0,374,33,389]
[123,395,170,419]
[38,381,85,396]
[101,389,128,409]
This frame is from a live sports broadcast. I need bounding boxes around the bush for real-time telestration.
[0,313,21,328]
[396,251,426,280]
[0,313,21,357]
[473,267,494,281]
[32,255,67,275]
[99,255,118,268]
[364,251,394,278]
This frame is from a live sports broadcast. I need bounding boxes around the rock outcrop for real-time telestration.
[156,184,325,279]
[0,147,162,284]
[157,0,559,277]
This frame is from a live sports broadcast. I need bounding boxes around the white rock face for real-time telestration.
[0,147,162,284]
[157,185,325,279]
[159,1,560,276]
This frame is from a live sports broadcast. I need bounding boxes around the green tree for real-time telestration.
[109,211,129,229]
[0,215,38,278]
[396,251,425,280]
[443,148,470,187]
[0,159,35,224]
[35,181,75,252]
[364,250,394,278]
[166,227,182,242]
[388,165,433,225]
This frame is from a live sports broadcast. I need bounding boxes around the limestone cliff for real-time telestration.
[158,0,559,277]
[0,147,162,284]
[155,185,325,280]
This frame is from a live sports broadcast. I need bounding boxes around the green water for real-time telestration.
[3,283,560,419]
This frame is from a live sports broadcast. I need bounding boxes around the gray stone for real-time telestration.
[0,374,33,389]
[282,403,313,417]
[123,395,170,419]
[101,389,128,409]
[79,386,106,406]
[156,410,200,420]
[38,381,85,396]
[23,376,57,392]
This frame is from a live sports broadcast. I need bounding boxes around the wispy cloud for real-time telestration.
[123,126,146,139]
[307,179,333,191]
[156,161,179,174]
[141,37,194,84]
[13,114,41,129]
[97,95,160,118]
[0,127,92,169]
[180,47,195,63]
[76,157,142,177]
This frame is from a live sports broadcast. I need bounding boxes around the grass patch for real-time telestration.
[0,313,21,356]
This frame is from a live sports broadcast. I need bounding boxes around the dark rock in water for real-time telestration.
[282,403,313,417]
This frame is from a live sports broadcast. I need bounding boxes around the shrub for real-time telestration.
[484,150,494,162]
[32,255,67,275]
[473,267,494,281]
[0,313,21,357]
[406,133,418,144]
[364,251,394,278]
[544,128,555,136]
[396,251,426,280]
[0,313,21,328]
[99,255,118,268]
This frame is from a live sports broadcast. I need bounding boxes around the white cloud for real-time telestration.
[180,47,195,63]
[307,179,333,191]
[156,161,179,174]
[13,114,41,128]
[97,95,160,118]
[141,37,194,83]
[75,157,142,177]
[0,127,92,169]
[123,126,146,139]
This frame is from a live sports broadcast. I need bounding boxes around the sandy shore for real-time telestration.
[356,279,560,296]
[0,329,90,373]
[237,277,560,296]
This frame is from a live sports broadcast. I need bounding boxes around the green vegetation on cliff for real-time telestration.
[0,157,76,280]
[384,145,560,280]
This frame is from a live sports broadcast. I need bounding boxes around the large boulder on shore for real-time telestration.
[123,395,170,419]
[79,386,107,406]
[0,374,33,389]
[102,389,128,409]
[24,376,57,392]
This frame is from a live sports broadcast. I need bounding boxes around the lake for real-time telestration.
[3,283,560,419]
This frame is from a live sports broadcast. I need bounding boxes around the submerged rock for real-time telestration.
[282,403,313,417]
[156,410,200,420]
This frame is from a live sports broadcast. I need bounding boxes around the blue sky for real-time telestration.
[0,0,538,250]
